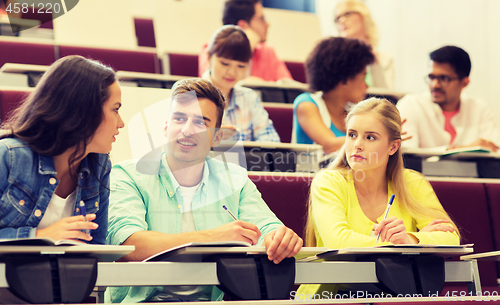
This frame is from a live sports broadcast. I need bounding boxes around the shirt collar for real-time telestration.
[161,153,210,198]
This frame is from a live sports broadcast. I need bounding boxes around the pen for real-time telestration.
[376,194,395,243]
[222,205,237,221]
[79,201,90,235]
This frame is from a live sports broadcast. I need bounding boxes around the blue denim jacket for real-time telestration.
[0,138,111,244]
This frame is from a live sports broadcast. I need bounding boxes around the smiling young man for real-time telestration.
[106,79,302,303]
[198,0,292,82]
[397,46,500,152]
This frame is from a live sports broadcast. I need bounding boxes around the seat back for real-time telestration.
[429,181,498,286]
[0,40,56,68]
[284,62,307,83]
[249,173,313,239]
[59,46,160,74]
[0,89,31,123]
[264,104,293,143]
[134,18,156,48]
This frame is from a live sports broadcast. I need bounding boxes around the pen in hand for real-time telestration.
[222,205,237,221]
[376,194,395,243]
[79,201,90,235]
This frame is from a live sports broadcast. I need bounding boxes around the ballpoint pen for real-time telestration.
[222,205,237,220]
[79,201,90,235]
[376,194,395,243]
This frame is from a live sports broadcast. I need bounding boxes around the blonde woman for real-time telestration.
[296,98,459,297]
[334,0,394,88]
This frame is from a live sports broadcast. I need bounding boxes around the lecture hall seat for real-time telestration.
[59,45,160,74]
[0,40,56,69]
[249,173,312,239]
[165,53,199,77]
[21,10,53,29]
[430,181,498,289]
[134,18,156,48]
[0,90,30,123]
[285,61,307,83]
[484,183,500,277]
[264,104,293,143]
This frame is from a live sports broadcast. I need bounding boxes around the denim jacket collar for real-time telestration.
[37,153,92,177]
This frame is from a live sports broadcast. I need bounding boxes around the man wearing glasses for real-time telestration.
[397,46,500,152]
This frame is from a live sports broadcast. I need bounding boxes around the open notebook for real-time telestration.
[0,238,135,262]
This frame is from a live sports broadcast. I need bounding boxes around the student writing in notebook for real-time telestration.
[202,24,280,142]
[0,55,124,244]
[106,79,302,303]
[296,98,459,298]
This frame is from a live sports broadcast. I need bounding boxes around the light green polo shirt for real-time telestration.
[106,154,283,303]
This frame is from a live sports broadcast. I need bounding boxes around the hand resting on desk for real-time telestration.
[36,214,98,242]
[264,225,303,264]
[375,217,456,244]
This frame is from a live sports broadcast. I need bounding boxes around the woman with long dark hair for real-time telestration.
[0,55,124,244]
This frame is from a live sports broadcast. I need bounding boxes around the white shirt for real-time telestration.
[397,91,500,152]
[179,183,200,233]
[37,191,76,229]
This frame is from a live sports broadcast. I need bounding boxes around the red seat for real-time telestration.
[430,181,498,290]
[0,90,30,123]
[21,10,53,29]
[264,105,293,143]
[59,45,160,74]
[484,183,500,277]
[285,61,306,83]
[249,174,312,239]
[167,53,198,77]
[134,18,156,48]
[0,41,55,69]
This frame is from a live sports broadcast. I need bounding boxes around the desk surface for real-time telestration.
[461,250,500,261]
[0,62,48,74]
[0,260,476,287]
[0,244,134,262]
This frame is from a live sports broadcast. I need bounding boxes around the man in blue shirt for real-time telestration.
[106,78,303,302]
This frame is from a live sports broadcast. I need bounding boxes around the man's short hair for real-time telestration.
[171,79,225,128]
[222,0,260,25]
[306,37,374,92]
[430,46,471,79]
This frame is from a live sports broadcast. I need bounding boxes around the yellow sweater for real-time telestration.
[296,169,459,298]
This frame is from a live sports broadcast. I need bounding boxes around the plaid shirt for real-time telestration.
[223,86,280,142]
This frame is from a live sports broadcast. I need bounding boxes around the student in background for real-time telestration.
[297,98,459,298]
[397,46,500,152]
[106,79,302,302]
[204,25,280,142]
[199,0,292,82]
[334,0,394,89]
[0,55,124,244]
[292,37,374,154]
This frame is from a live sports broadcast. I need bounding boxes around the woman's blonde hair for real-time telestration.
[304,98,459,246]
[335,0,379,47]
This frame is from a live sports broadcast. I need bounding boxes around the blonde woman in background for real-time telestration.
[334,0,394,89]
[296,98,459,298]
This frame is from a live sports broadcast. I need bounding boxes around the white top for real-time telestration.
[37,191,76,229]
[180,183,200,233]
[397,91,500,152]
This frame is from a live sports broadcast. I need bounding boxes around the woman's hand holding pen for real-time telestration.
[374,216,417,244]
[36,214,98,242]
